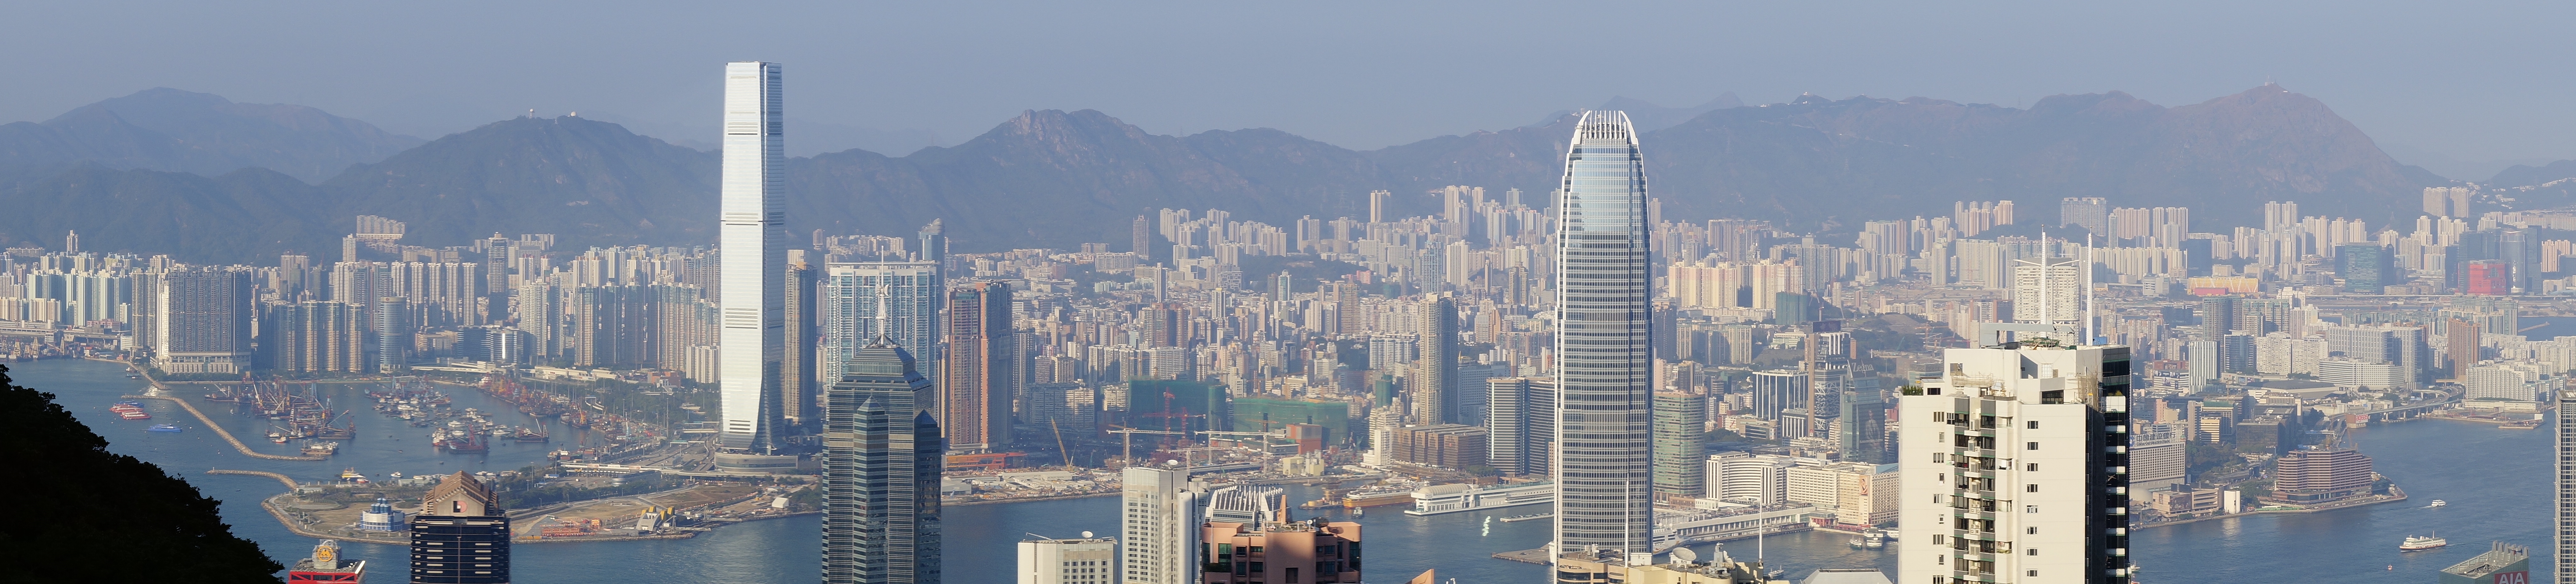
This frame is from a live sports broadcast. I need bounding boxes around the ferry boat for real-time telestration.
[2427,500,2448,508]
[146,424,183,432]
[1865,531,1887,548]
[2400,534,2448,551]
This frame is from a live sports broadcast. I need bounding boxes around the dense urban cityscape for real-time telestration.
[16,10,2576,584]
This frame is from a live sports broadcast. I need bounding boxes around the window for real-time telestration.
[2025,505,2039,513]
[2027,527,2037,534]
[2027,570,2039,577]
[2026,549,2038,556]
[2026,420,2038,429]
[2027,463,2038,471]
[2026,484,2037,492]
[2027,441,2039,450]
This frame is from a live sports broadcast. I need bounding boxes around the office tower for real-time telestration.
[1804,323,1853,438]
[2560,388,2575,584]
[1016,534,1116,584]
[2336,243,2394,293]
[411,472,510,584]
[1552,110,1654,558]
[1838,384,1889,464]
[1413,294,1459,424]
[783,254,818,428]
[1200,516,1364,584]
[1131,216,1152,256]
[154,266,254,374]
[2503,227,2540,293]
[1486,377,1557,476]
[820,262,942,394]
[1121,467,1200,584]
[1898,342,2132,584]
[1746,370,1803,421]
[717,61,789,467]
[942,282,1014,453]
[1650,389,1707,498]
[821,336,943,584]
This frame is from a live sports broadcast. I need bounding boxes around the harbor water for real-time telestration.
[10,357,2549,582]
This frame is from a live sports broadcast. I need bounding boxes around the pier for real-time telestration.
[125,394,326,461]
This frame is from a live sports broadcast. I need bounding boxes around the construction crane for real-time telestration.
[1049,420,1074,469]
[1106,426,1188,466]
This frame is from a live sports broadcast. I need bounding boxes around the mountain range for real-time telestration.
[0,85,2505,265]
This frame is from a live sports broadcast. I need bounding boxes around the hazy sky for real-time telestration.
[9,1,2572,178]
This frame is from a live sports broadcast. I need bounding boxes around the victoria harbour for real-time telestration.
[16,357,2551,582]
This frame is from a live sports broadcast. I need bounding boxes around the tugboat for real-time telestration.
[147,424,183,432]
[2400,534,2449,551]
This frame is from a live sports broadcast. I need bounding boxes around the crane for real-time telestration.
[1106,426,1188,466]
[1049,420,1074,469]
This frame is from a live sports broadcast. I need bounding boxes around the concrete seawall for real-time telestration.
[127,394,327,461]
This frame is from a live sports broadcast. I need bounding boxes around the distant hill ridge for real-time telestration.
[0,85,2455,264]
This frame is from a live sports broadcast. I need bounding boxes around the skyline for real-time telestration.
[11,3,2576,178]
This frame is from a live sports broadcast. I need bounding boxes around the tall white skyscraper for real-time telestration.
[717,61,791,470]
[2560,388,2575,584]
[1119,467,1199,584]
[1898,341,2132,584]
[1552,110,1655,560]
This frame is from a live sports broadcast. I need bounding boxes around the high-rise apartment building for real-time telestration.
[410,472,510,584]
[1120,467,1200,584]
[941,282,1014,453]
[821,337,943,584]
[1552,110,1654,558]
[1016,535,1115,584]
[1200,517,1364,584]
[154,266,254,374]
[2058,197,2108,234]
[819,262,942,388]
[2010,256,2083,330]
[716,61,789,467]
[1898,342,2132,584]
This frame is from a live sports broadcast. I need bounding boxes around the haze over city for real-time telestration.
[10,3,2576,584]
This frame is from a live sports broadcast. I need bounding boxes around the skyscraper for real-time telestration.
[1649,389,1707,498]
[1552,110,1654,559]
[821,336,943,584]
[154,266,254,374]
[411,472,510,584]
[1120,466,1200,584]
[819,262,942,384]
[783,252,819,430]
[717,61,790,469]
[1412,294,1458,424]
[941,282,1014,453]
[1898,341,2132,584]
[2559,388,2575,584]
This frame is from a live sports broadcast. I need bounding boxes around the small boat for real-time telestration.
[2427,500,2448,508]
[118,410,152,420]
[1498,513,1553,523]
[147,424,182,432]
[1849,537,1865,549]
[340,468,368,483]
[2400,534,2448,551]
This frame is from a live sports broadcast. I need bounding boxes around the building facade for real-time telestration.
[941,282,1014,453]
[410,472,509,584]
[820,339,944,584]
[1015,536,1115,584]
[717,60,789,463]
[1898,342,2132,584]
[1552,110,1656,558]
[1120,467,1199,584]
[154,266,254,374]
